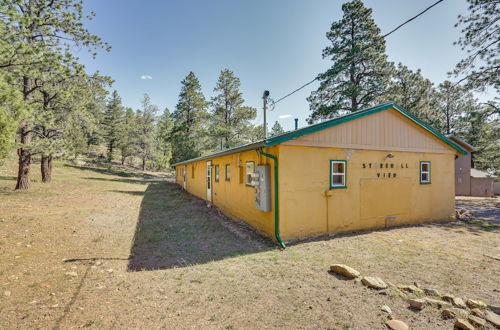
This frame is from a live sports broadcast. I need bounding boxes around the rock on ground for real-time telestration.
[361,276,387,290]
[408,299,426,310]
[466,299,487,309]
[442,308,469,319]
[468,314,486,327]
[470,308,485,318]
[424,297,450,308]
[455,318,475,330]
[452,297,467,309]
[485,310,500,328]
[329,264,360,279]
[488,305,500,315]
[385,319,409,330]
[381,305,392,314]
[423,288,441,297]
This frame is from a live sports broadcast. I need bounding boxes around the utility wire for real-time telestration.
[273,0,446,104]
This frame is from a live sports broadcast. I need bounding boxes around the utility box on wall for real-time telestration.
[254,165,271,212]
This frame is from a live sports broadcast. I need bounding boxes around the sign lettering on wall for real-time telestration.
[361,162,409,179]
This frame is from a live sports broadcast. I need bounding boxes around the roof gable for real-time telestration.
[265,102,467,155]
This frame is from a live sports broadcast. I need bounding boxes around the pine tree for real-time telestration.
[171,72,209,163]
[0,71,26,164]
[307,0,393,123]
[135,94,158,171]
[270,121,285,136]
[248,125,265,142]
[103,91,125,162]
[155,108,173,170]
[209,69,256,149]
[379,63,436,121]
[434,81,476,135]
[0,0,109,190]
[118,107,137,165]
[453,0,499,92]
[456,101,500,170]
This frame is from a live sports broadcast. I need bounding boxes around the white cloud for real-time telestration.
[279,114,292,119]
[140,75,153,80]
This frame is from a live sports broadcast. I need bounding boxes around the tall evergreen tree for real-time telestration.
[155,108,173,170]
[270,121,285,136]
[209,69,256,149]
[0,0,109,190]
[118,107,137,165]
[171,72,209,163]
[135,94,158,171]
[307,0,393,123]
[103,91,124,162]
[434,81,476,135]
[453,0,499,92]
[379,63,436,121]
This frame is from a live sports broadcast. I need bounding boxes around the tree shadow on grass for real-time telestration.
[65,164,160,180]
[127,181,274,271]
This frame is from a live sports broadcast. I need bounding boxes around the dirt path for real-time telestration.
[1,162,499,329]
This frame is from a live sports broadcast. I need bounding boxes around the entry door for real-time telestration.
[206,161,212,202]
[182,166,186,189]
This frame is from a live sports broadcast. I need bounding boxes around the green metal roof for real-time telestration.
[173,102,467,167]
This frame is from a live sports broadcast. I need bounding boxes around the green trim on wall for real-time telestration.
[420,161,431,184]
[330,160,347,189]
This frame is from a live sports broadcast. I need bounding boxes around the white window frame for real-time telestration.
[420,161,431,184]
[330,160,347,189]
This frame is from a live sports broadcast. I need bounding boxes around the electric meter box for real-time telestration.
[254,165,271,212]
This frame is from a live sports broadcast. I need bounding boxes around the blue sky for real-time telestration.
[77,0,485,131]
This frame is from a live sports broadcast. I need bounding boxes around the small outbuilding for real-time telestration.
[173,102,466,246]
[448,135,497,197]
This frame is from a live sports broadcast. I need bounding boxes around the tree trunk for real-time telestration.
[41,155,53,183]
[15,126,32,190]
[142,158,146,171]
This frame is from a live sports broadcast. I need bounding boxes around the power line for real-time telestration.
[273,0,446,104]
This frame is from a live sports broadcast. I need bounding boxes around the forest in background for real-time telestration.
[0,0,498,190]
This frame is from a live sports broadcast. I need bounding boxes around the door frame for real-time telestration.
[206,161,212,202]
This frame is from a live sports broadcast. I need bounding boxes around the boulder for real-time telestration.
[453,297,467,309]
[329,264,360,279]
[488,304,500,315]
[485,310,500,328]
[468,314,486,327]
[361,276,387,290]
[385,320,409,330]
[442,308,469,319]
[470,308,485,318]
[466,299,487,309]
[455,319,475,330]
[381,305,392,315]
[398,284,423,296]
[408,298,426,310]
[442,294,455,303]
[423,288,441,297]
[424,297,450,308]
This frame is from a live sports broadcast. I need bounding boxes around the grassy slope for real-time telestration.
[0,160,498,329]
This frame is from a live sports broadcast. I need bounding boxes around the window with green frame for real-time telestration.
[214,164,219,182]
[420,161,431,184]
[225,164,231,181]
[330,160,346,189]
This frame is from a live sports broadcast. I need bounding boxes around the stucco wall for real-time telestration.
[278,145,456,240]
[175,147,279,238]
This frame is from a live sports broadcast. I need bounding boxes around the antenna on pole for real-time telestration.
[263,90,270,139]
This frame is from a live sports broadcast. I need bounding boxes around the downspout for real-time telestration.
[258,147,286,249]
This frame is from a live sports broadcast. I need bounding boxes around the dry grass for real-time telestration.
[0,160,499,329]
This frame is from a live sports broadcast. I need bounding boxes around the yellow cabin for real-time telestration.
[173,103,467,247]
